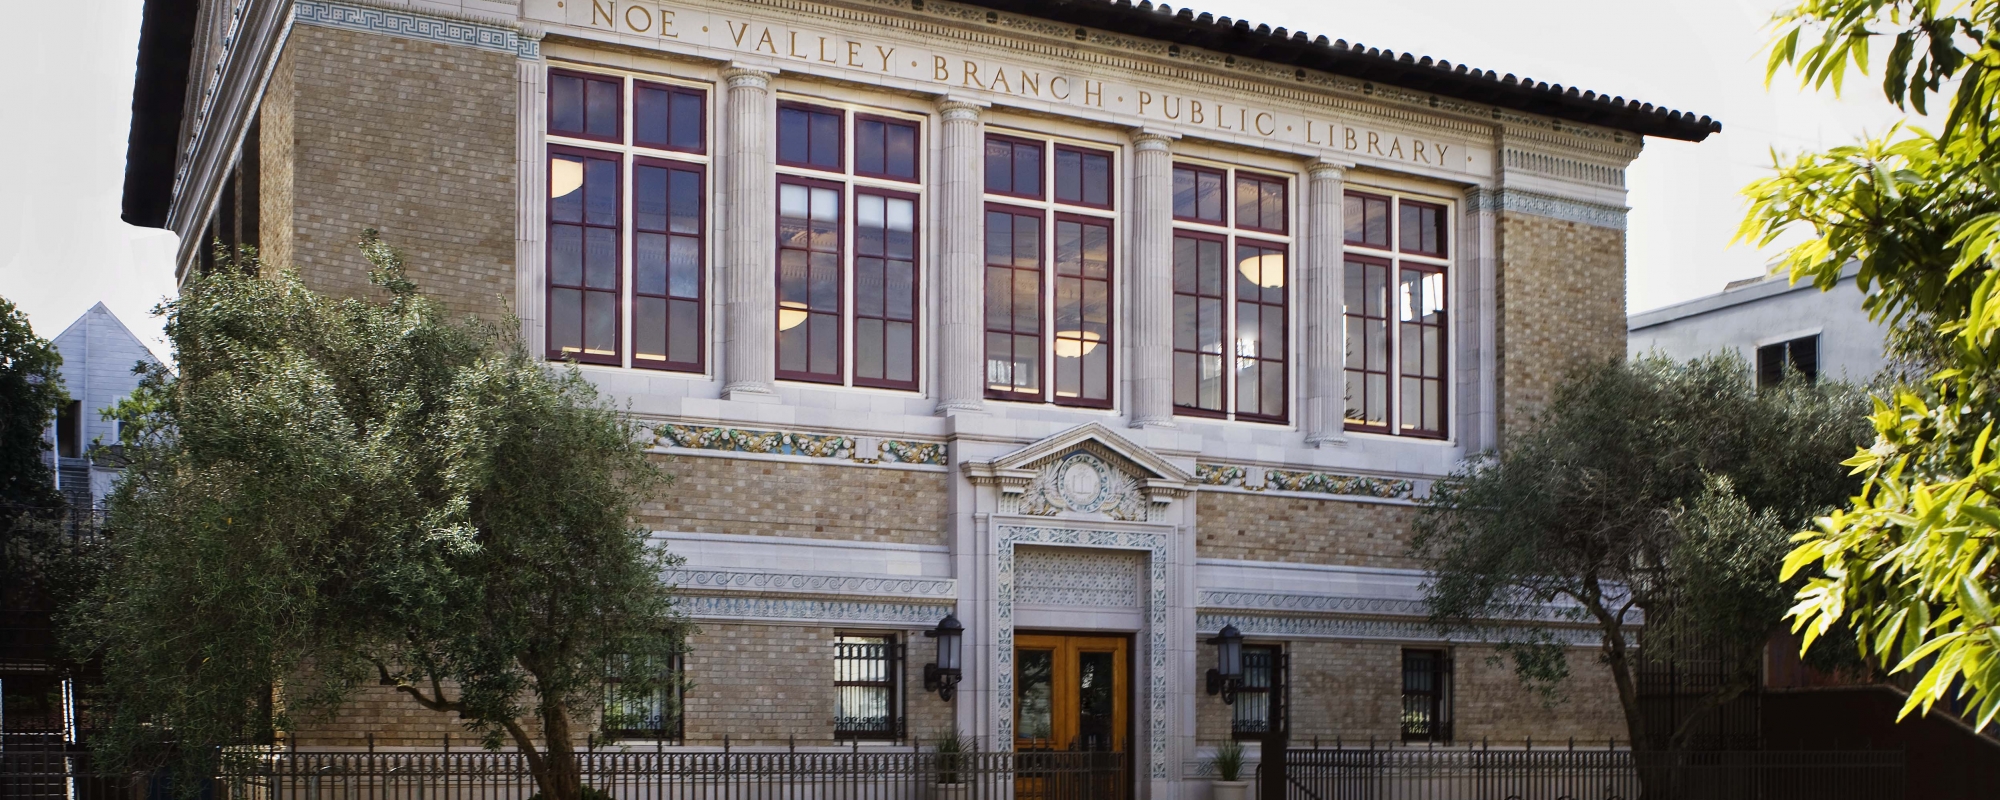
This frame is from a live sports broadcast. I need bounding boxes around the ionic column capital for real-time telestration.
[1306,157,1354,179]
[721,63,776,88]
[1131,128,1179,151]
[938,95,988,121]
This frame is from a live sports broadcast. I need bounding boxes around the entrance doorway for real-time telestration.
[1013,634,1128,752]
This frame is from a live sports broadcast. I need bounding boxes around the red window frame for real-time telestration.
[631,157,705,373]
[1397,263,1448,439]
[1052,212,1114,408]
[1171,230,1228,418]
[1053,145,1115,210]
[549,69,623,145]
[633,80,706,154]
[984,134,1046,201]
[777,102,845,173]
[1172,164,1228,225]
[854,113,922,184]
[775,175,846,384]
[1343,253,1393,433]
[852,187,922,391]
[1233,171,1289,235]
[1232,239,1289,424]
[983,202,1046,402]
[546,145,623,366]
[1344,190,1392,249]
[1398,199,1448,258]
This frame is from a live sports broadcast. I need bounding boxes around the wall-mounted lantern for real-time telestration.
[1205,623,1244,704]
[923,613,964,701]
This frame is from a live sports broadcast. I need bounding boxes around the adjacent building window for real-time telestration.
[545,68,709,373]
[603,652,685,740]
[1400,649,1452,742]
[1172,164,1291,421]
[983,134,1116,406]
[1756,334,1820,386]
[774,100,925,390]
[1232,645,1280,738]
[834,634,900,740]
[1344,190,1449,437]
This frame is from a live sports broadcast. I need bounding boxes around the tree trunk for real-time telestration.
[538,703,583,800]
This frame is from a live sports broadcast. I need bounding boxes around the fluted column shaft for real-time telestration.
[1304,160,1350,445]
[935,98,987,414]
[722,65,777,398]
[1128,130,1176,428]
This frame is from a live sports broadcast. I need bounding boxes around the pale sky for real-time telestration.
[0,0,1920,361]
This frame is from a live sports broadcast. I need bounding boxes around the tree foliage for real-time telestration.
[0,295,64,510]
[1750,0,2000,731]
[1414,356,1869,750]
[71,239,687,800]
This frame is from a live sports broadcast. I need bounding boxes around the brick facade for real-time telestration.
[1195,491,1419,570]
[1495,213,1628,439]
[640,455,949,546]
[680,622,954,746]
[1193,641,1625,747]
[279,24,517,320]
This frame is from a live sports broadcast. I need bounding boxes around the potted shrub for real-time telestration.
[934,731,972,800]
[1209,740,1248,800]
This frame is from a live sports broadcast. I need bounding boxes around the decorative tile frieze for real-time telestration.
[995,525,1172,779]
[1014,547,1143,608]
[650,423,950,467]
[879,439,948,466]
[1197,612,1602,647]
[1463,188,1628,231]
[1198,590,1428,617]
[677,593,952,626]
[296,0,542,59]
[667,567,956,599]
[1197,463,1415,499]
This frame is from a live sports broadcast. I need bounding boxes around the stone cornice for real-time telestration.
[1197,612,1604,647]
[1465,188,1628,231]
[668,567,957,599]
[676,593,952,625]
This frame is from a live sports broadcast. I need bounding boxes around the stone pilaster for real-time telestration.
[1303,159,1351,446]
[722,64,777,400]
[935,97,988,415]
[515,58,546,353]
[1127,130,1177,429]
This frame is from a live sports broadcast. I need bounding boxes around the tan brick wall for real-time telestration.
[681,621,953,745]
[642,456,948,546]
[1495,212,1626,440]
[285,678,588,749]
[1193,641,1625,747]
[1196,492,1418,570]
[257,44,295,272]
[284,24,516,320]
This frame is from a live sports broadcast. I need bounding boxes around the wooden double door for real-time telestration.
[1013,634,1128,753]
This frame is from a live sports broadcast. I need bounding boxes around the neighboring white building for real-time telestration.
[1627,264,1890,385]
[42,302,160,510]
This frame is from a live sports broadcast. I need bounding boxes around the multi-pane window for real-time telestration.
[1344,191,1450,437]
[548,147,621,364]
[778,103,843,171]
[1232,645,1280,738]
[603,652,685,740]
[1400,649,1452,742]
[773,100,924,390]
[982,134,1116,405]
[1756,334,1819,386]
[834,634,899,740]
[1172,164,1291,421]
[545,69,709,372]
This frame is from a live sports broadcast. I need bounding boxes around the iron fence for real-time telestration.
[1274,745,1905,800]
[5,748,1127,800]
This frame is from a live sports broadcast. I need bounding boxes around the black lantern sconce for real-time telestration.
[1205,624,1244,704]
[923,613,964,701]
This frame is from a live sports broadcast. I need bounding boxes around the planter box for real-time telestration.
[1212,779,1250,800]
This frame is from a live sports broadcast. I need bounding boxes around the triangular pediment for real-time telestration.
[961,424,1197,519]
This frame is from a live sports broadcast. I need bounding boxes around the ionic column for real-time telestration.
[722,64,777,400]
[1128,129,1178,429]
[1304,159,1351,446]
[935,97,988,415]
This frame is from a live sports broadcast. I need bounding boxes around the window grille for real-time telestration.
[603,652,684,740]
[835,634,900,740]
[1400,649,1453,742]
[1232,645,1281,737]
